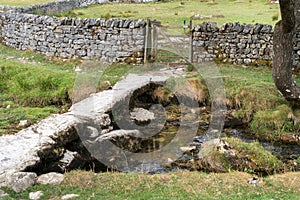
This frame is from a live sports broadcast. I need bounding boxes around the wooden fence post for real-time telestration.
[153,22,158,62]
[144,18,152,64]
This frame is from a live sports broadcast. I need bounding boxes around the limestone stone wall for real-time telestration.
[192,22,300,67]
[0,12,146,63]
[1,1,299,66]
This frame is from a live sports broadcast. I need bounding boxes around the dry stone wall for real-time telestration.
[0,1,300,66]
[192,22,300,67]
[0,0,147,63]
[0,12,146,63]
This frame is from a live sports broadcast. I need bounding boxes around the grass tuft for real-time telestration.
[224,137,283,173]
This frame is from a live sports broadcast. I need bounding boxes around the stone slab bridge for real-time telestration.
[0,69,185,180]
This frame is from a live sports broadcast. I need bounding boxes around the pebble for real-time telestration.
[61,194,80,200]
[29,191,44,200]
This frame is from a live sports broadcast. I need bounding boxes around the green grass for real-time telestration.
[0,0,57,7]
[0,46,77,108]
[0,44,77,135]
[251,105,295,137]
[58,0,280,27]
[2,171,300,199]
[218,64,300,141]
[219,65,285,120]
[0,44,134,135]
[0,106,59,134]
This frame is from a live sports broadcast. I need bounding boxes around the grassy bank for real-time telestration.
[0,44,76,135]
[2,170,300,199]
[219,64,300,142]
[0,44,133,135]
[57,0,280,27]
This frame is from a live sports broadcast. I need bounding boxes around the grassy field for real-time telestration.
[58,0,280,27]
[2,170,300,199]
[0,0,58,6]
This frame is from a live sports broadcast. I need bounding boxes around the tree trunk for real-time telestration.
[273,0,300,107]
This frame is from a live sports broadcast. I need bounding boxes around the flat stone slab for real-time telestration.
[0,71,178,173]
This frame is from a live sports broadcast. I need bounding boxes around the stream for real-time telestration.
[121,121,300,174]
[110,81,300,174]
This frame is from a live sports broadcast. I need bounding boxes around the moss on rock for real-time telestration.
[172,138,283,175]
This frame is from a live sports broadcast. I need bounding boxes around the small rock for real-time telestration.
[74,66,82,72]
[29,191,44,200]
[58,150,80,171]
[248,177,262,186]
[61,194,80,200]
[180,146,197,154]
[18,120,28,127]
[0,189,9,197]
[6,105,11,109]
[130,108,155,123]
[167,158,174,163]
[37,172,64,185]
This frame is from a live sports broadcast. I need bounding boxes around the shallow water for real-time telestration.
[225,128,300,160]
[136,125,300,174]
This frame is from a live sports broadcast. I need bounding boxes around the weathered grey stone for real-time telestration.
[61,194,80,200]
[253,23,263,34]
[0,171,37,193]
[130,108,155,123]
[232,22,244,33]
[36,172,64,185]
[244,24,254,34]
[29,191,44,200]
[260,24,273,33]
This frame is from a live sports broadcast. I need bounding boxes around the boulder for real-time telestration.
[84,129,143,169]
[0,171,37,193]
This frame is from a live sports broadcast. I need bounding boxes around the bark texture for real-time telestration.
[273,0,300,107]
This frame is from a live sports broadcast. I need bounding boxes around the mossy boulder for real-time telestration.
[172,138,283,175]
[224,138,283,174]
